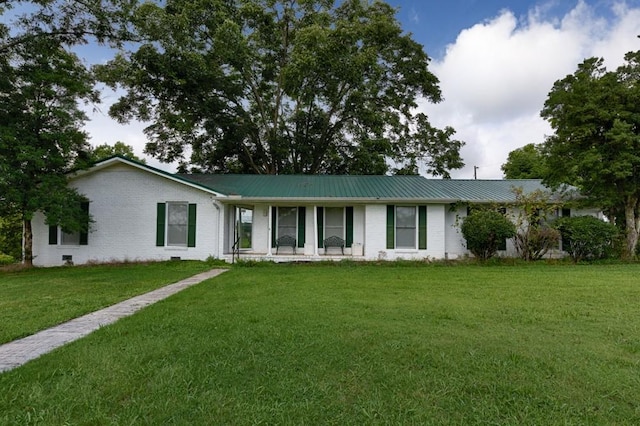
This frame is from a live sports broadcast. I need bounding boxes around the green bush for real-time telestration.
[0,253,15,266]
[461,210,516,261]
[0,214,22,260]
[514,226,561,261]
[555,216,619,263]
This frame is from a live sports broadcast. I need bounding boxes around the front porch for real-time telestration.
[223,203,366,260]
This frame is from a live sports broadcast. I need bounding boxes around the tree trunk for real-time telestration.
[23,218,33,267]
[623,196,639,260]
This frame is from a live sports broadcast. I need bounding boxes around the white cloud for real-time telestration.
[421,0,640,179]
[82,87,171,171]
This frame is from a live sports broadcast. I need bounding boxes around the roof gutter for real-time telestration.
[211,196,460,204]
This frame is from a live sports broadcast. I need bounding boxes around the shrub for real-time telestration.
[0,214,22,260]
[461,210,516,261]
[555,216,619,263]
[513,226,561,261]
[0,253,15,266]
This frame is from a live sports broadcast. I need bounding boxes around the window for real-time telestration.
[386,205,426,250]
[317,207,353,249]
[48,201,89,246]
[278,207,297,238]
[396,206,417,249]
[271,206,306,250]
[156,203,197,247]
[167,202,188,246]
[61,230,80,245]
[324,207,344,239]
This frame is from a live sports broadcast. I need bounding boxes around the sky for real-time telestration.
[81,0,640,178]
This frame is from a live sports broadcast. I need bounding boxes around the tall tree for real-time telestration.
[0,36,96,266]
[541,52,640,259]
[501,143,546,179]
[0,0,136,53]
[86,141,146,163]
[0,1,135,266]
[98,0,464,176]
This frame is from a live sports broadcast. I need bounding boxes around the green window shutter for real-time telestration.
[346,206,354,247]
[317,207,324,248]
[271,207,277,248]
[418,206,427,250]
[297,207,306,248]
[49,225,58,245]
[386,205,395,249]
[156,203,166,246]
[187,204,197,247]
[79,201,89,246]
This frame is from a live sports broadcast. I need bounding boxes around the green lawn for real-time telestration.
[0,261,220,344]
[1,263,640,424]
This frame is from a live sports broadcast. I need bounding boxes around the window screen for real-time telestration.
[325,207,344,239]
[396,206,416,249]
[167,202,188,246]
[278,207,297,238]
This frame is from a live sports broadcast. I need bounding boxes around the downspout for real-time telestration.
[211,199,224,260]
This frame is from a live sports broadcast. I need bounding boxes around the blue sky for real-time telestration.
[78,0,640,178]
[391,0,572,59]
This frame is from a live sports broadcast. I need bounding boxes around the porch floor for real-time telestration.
[223,252,367,263]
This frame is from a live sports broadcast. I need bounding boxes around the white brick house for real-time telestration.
[31,156,596,266]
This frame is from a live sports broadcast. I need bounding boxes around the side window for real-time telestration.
[156,202,197,247]
[167,202,188,246]
[61,230,80,245]
[48,201,89,246]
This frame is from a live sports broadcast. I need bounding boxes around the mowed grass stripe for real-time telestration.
[1,264,639,424]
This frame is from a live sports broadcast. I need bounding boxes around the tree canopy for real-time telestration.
[541,51,640,259]
[86,142,146,163]
[0,1,135,265]
[501,143,546,179]
[97,0,464,176]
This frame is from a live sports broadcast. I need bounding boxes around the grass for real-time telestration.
[0,260,222,344]
[1,263,640,424]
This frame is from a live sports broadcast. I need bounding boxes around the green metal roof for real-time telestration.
[177,174,557,203]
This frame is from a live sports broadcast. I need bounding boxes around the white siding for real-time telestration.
[243,204,271,254]
[32,163,222,266]
[425,205,446,259]
[352,206,365,256]
[445,205,468,259]
[364,204,387,260]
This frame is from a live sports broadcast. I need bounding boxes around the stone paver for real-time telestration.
[0,268,227,373]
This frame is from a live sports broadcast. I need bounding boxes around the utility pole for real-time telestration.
[473,166,479,180]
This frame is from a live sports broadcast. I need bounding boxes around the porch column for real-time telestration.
[313,205,318,256]
[267,204,273,256]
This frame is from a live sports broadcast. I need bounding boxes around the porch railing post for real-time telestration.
[313,205,319,256]
[267,205,273,256]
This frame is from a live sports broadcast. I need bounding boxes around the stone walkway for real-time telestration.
[0,268,227,373]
